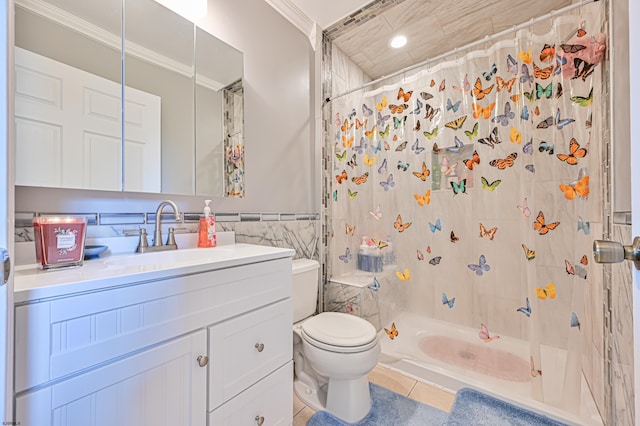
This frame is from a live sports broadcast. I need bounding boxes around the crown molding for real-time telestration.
[264,0,318,50]
[16,0,226,92]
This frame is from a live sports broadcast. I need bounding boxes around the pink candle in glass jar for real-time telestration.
[33,216,88,269]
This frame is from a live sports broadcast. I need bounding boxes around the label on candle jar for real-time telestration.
[56,232,76,250]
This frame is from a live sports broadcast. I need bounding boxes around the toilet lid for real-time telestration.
[301,312,377,348]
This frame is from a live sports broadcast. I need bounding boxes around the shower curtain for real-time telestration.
[328,1,606,411]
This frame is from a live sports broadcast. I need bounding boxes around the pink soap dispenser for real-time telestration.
[197,200,217,248]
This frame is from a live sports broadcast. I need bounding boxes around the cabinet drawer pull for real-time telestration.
[197,355,209,367]
[255,415,265,426]
[254,342,265,352]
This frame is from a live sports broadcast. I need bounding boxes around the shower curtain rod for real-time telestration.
[325,0,598,103]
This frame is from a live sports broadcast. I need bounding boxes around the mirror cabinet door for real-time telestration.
[124,0,195,194]
[195,27,243,197]
[15,0,123,191]
[15,0,243,196]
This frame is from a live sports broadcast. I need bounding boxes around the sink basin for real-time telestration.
[103,247,233,267]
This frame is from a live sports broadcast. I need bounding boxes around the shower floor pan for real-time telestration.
[378,312,603,426]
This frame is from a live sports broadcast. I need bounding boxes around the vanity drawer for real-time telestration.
[209,361,293,426]
[15,257,291,393]
[209,299,292,410]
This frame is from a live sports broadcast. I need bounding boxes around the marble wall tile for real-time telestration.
[590,340,606,422]
[610,223,634,425]
[612,362,634,426]
[218,220,320,260]
[324,281,382,330]
[16,215,320,265]
[332,45,349,82]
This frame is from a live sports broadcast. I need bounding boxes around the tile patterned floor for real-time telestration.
[292,364,456,425]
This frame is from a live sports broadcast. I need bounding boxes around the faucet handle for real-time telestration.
[124,228,149,252]
[166,227,178,248]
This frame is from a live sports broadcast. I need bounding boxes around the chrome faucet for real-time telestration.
[150,200,182,251]
[122,200,182,253]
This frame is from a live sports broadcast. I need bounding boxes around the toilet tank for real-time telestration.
[292,259,320,323]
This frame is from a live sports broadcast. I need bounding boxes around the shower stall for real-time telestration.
[323,1,613,424]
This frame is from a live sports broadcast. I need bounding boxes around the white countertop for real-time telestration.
[14,243,295,304]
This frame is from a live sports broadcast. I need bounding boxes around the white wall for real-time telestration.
[15,0,318,215]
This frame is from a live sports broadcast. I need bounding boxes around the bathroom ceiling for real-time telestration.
[287,0,574,80]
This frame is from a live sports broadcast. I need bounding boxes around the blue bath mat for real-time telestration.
[306,382,448,425]
[444,388,568,426]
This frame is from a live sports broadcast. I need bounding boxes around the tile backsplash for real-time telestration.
[15,211,320,265]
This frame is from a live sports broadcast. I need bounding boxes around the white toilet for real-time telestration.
[292,259,380,423]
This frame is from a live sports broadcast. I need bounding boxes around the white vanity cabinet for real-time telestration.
[16,330,208,426]
[13,245,295,426]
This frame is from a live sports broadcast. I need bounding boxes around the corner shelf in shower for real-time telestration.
[326,271,382,331]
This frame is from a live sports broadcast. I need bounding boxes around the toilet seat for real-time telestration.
[301,312,377,353]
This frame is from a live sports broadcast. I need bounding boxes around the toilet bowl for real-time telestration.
[292,259,380,423]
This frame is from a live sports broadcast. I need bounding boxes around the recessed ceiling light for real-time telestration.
[390,35,407,49]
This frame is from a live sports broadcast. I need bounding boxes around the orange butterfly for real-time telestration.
[389,103,409,114]
[479,223,498,240]
[335,170,348,184]
[472,102,496,119]
[342,134,354,148]
[556,138,588,165]
[540,43,555,62]
[577,28,587,37]
[533,63,553,79]
[341,119,353,133]
[489,152,518,169]
[533,211,560,235]
[355,118,368,130]
[412,162,431,181]
[581,254,589,265]
[439,79,446,92]
[496,76,516,92]
[559,175,589,200]
[536,282,556,300]
[472,78,494,101]
[394,214,412,232]
[384,322,399,340]
[463,150,480,170]
[397,87,412,102]
[413,190,431,206]
[351,172,369,185]
[345,224,356,236]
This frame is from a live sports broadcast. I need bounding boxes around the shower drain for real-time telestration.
[458,350,476,360]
